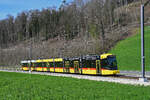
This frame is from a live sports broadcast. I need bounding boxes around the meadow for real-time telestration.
[0,71,150,100]
[110,26,150,71]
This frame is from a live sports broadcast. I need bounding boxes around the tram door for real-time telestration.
[65,61,70,73]
[42,63,44,71]
[33,63,36,71]
[30,63,33,71]
[31,63,34,71]
[74,61,79,73]
[96,60,100,74]
[47,62,50,72]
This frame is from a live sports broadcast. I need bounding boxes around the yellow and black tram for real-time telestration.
[21,53,120,75]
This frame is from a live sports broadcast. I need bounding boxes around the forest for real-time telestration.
[0,0,150,66]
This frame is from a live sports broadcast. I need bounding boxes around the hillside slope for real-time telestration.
[110,26,150,71]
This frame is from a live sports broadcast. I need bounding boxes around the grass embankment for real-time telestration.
[0,72,150,100]
[110,26,150,71]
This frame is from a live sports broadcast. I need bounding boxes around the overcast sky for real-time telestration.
[0,0,73,20]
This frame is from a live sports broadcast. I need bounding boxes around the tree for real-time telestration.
[15,12,28,41]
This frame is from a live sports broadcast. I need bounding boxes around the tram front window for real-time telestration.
[101,56,118,70]
[107,56,117,70]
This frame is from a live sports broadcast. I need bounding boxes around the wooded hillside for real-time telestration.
[0,0,150,66]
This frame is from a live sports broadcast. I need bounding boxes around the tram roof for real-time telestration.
[21,60,36,63]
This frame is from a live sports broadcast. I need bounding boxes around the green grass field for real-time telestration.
[110,26,150,71]
[0,72,150,100]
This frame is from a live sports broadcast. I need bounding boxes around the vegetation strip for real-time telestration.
[0,70,150,86]
[0,71,150,100]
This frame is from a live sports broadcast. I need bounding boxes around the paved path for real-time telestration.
[120,70,150,77]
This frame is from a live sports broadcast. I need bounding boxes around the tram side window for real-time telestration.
[33,63,38,67]
[34,63,38,67]
[46,62,50,67]
[32,63,35,67]
[70,61,73,68]
[23,63,28,67]
[91,60,96,68]
[85,60,96,68]
[31,63,34,67]
[36,63,42,67]
[34,63,37,67]
[82,60,87,68]
[39,63,42,67]
[42,62,46,67]
[28,63,35,67]
[101,59,108,68]
[27,63,31,67]
[86,60,91,68]
[49,62,54,67]
[55,62,63,67]
[65,61,70,67]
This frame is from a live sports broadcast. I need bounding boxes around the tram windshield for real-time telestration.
[101,56,118,70]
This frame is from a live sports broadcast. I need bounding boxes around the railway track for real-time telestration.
[0,69,150,86]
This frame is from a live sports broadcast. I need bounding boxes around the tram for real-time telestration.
[21,53,119,75]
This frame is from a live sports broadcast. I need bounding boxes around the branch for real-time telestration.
[144,0,150,6]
